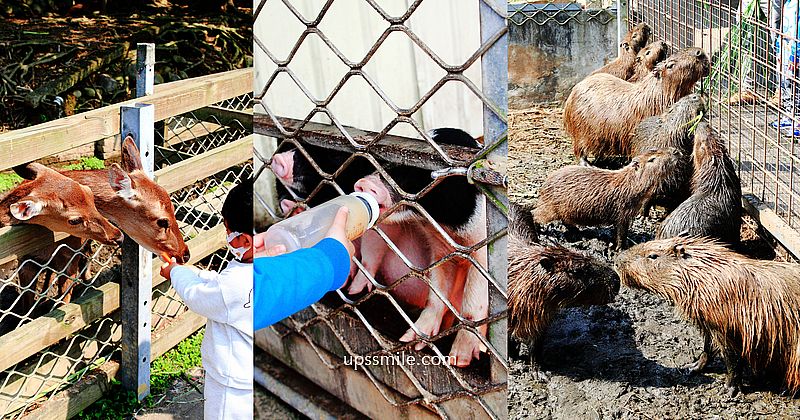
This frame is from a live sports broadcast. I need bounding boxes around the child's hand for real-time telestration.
[160,257,179,280]
[325,207,355,258]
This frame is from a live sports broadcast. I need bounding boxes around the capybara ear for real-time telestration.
[636,56,642,63]
[540,256,556,273]
[672,244,687,258]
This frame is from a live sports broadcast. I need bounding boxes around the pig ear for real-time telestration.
[10,199,45,221]
[108,163,137,200]
[12,162,52,180]
[121,135,143,172]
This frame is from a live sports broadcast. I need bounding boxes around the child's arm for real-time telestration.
[253,237,350,330]
[167,266,230,323]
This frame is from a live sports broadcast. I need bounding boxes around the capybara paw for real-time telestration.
[448,330,485,367]
[725,384,741,398]
[683,353,709,374]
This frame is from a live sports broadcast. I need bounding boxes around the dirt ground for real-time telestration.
[508,105,800,419]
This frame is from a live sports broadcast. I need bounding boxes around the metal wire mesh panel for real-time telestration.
[628,0,800,232]
[508,1,615,26]
[253,1,507,418]
[0,90,252,418]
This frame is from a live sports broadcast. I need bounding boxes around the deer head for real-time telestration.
[63,137,191,263]
[1,163,124,245]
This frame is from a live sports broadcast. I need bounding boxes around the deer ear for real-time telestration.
[10,199,45,221]
[12,163,51,180]
[121,135,143,172]
[108,163,136,200]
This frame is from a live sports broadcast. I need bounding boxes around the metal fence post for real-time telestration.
[618,0,628,55]
[120,43,156,401]
[480,0,509,398]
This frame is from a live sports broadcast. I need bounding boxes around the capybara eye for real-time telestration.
[68,217,83,225]
[647,253,658,260]
[647,157,657,163]
[666,63,675,69]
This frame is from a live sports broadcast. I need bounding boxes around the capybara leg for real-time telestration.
[685,330,715,373]
[449,263,489,367]
[347,230,387,295]
[399,265,452,351]
[509,339,521,360]
[529,337,549,381]
[615,220,630,250]
[721,348,744,397]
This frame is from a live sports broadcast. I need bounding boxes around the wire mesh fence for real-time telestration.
[0,86,252,417]
[628,0,800,235]
[508,1,615,26]
[253,0,507,418]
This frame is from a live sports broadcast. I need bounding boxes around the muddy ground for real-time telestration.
[507,105,800,419]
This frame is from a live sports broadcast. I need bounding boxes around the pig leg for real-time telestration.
[449,262,489,367]
[399,262,455,351]
[347,229,388,295]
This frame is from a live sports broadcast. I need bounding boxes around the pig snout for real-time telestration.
[354,176,392,209]
[270,151,294,181]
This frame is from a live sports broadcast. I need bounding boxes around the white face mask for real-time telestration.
[226,231,249,260]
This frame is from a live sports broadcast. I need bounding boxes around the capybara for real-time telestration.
[658,122,741,245]
[615,236,800,396]
[628,40,669,82]
[565,47,710,160]
[631,93,706,213]
[591,23,651,80]
[508,204,620,372]
[534,148,681,249]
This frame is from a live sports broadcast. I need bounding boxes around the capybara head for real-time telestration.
[614,235,728,292]
[637,40,668,70]
[630,147,683,182]
[625,23,651,51]
[526,246,621,307]
[692,121,724,168]
[653,47,709,95]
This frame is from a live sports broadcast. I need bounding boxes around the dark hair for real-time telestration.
[221,177,253,234]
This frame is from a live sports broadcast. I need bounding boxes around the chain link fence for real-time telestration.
[0,83,252,417]
[253,0,507,418]
[628,0,800,247]
[508,1,615,26]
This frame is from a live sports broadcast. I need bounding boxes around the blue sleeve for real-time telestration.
[253,238,351,330]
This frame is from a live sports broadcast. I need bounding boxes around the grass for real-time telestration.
[0,172,23,193]
[77,329,204,419]
[63,156,105,171]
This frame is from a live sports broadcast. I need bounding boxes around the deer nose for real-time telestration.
[183,248,191,263]
[114,232,125,247]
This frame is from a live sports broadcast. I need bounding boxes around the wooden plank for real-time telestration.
[0,68,252,172]
[255,328,437,420]
[0,226,69,266]
[253,115,479,171]
[19,309,204,420]
[20,361,120,420]
[155,136,253,194]
[0,282,119,374]
[742,192,800,260]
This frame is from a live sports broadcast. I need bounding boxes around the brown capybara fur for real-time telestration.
[631,93,705,213]
[628,40,668,82]
[508,204,620,366]
[658,122,742,245]
[590,24,651,80]
[564,47,710,160]
[615,236,800,396]
[534,148,681,249]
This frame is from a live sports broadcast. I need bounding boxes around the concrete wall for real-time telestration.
[508,3,618,110]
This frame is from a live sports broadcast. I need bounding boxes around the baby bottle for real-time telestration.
[261,192,379,253]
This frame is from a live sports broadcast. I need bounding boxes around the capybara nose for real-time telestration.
[695,49,703,57]
[183,248,191,263]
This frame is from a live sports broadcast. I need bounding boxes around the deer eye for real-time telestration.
[157,218,170,229]
[647,253,659,260]
[68,217,83,226]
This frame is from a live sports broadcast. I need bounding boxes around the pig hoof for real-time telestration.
[399,329,427,350]
[400,311,443,351]
[448,330,485,367]
[346,273,373,295]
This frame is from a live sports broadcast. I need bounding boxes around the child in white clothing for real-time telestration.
[160,178,254,420]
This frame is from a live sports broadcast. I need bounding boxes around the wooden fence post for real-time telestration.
[120,44,156,401]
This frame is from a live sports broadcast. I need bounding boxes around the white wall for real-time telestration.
[253,0,485,139]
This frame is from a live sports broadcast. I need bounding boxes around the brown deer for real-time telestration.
[63,136,190,263]
[0,163,123,315]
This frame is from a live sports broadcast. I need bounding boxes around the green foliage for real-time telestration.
[63,157,105,171]
[0,173,23,193]
[78,329,204,418]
